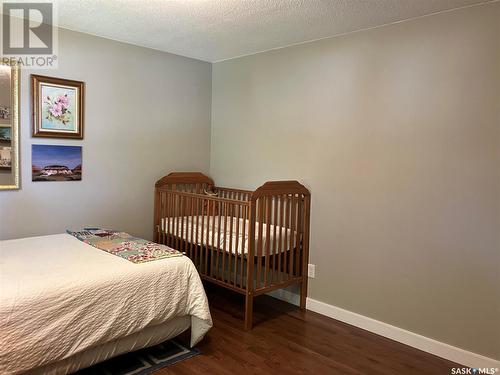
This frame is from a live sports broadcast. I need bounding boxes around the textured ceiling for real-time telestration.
[53,0,492,62]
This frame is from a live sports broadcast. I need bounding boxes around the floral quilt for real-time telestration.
[67,228,182,263]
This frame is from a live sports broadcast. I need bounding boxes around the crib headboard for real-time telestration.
[252,180,310,200]
[155,172,214,193]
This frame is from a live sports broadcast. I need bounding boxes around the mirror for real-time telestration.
[0,63,19,190]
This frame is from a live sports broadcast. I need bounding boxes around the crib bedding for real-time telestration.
[0,234,212,375]
[161,216,297,255]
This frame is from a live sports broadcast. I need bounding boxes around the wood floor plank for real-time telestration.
[158,284,458,374]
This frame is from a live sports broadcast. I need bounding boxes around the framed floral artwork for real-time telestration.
[31,75,85,139]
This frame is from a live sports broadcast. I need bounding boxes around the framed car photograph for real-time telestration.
[32,144,82,182]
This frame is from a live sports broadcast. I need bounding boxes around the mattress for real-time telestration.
[0,234,212,375]
[161,216,297,255]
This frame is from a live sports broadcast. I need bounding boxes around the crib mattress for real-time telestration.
[161,216,297,256]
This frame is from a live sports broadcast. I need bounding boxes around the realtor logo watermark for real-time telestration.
[1,0,58,68]
[451,367,499,375]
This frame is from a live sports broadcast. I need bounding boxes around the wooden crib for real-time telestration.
[154,172,311,329]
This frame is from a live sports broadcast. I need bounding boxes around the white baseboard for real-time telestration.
[269,291,500,369]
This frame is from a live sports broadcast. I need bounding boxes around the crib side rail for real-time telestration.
[155,187,251,291]
[249,181,311,294]
[215,186,253,202]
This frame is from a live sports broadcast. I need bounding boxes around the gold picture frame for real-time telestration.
[0,62,20,190]
[32,74,85,139]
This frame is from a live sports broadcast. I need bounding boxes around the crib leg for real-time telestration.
[244,293,253,330]
[300,278,308,310]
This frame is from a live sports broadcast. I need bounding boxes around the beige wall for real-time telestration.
[0,28,212,240]
[211,3,500,360]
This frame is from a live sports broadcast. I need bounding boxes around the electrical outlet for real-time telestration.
[308,264,316,278]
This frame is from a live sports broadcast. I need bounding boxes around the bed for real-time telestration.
[154,172,311,330]
[0,233,212,375]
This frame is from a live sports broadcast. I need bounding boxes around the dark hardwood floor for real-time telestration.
[163,284,458,374]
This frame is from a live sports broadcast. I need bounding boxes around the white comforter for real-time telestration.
[0,234,212,375]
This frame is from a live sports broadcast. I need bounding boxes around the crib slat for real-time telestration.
[162,192,166,246]
[160,191,165,245]
[216,202,226,279]
[254,199,262,289]
[180,195,185,253]
[264,196,271,286]
[278,195,284,282]
[175,195,182,251]
[195,198,200,270]
[287,195,292,279]
[202,198,207,274]
[227,204,237,282]
[211,201,217,278]
[240,205,247,288]
[177,194,182,251]
[210,201,215,277]
[283,194,289,280]
[216,201,222,280]
[178,194,182,250]
[165,191,169,247]
[179,193,183,251]
[184,195,189,255]
[272,196,278,283]
[168,191,173,247]
[184,195,188,253]
[222,202,228,281]
[213,202,219,279]
[215,202,220,280]
[154,190,160,243]
[208,199,213,276]
[185,195,189,254]
[189,197,198,269]
[166,191,170,246]
[171,192,175,247]
[228,203,234,285]
[289,195,297,278]
[186,196,191,257]
[189,196,194,259]
[173,193,178,250]
[177,195,182,251]
[166,191,169,245]
[295,196,302,276]
[209,200,213,276]
[171,192,175,248]
[246,201,256,305]
[234,204,241,287]
[158,191,163,244]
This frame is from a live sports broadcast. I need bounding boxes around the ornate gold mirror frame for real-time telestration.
[0,63,20,190]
